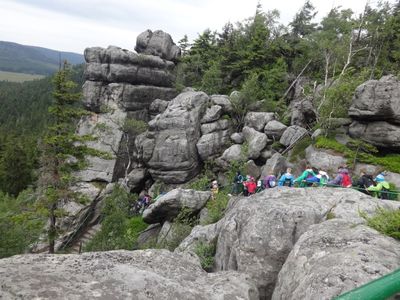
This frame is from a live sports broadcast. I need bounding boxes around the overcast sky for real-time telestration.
[0,0,392,54]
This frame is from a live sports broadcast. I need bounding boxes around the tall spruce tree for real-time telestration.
[38,62,102,253]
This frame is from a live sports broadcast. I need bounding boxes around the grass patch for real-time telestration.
[361,207,400,240]
[0,71,45,82]
[205,190,230,224]
[289,136,312,162]
[314,136,400,173]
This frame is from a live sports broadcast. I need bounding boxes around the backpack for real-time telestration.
[341,173,352,188]
[380,186,390,200]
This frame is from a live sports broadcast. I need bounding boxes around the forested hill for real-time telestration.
[0,41,84,75]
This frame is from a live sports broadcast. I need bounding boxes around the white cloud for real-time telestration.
[0,0,394,54]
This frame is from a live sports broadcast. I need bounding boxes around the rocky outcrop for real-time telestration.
[242,126,269,159]
[201,105,222,123]
[305,145,347,173]
[143,188,211,224]
[135,29,181,62]
[139,91,209,183]
[349,75,400,124]
[211,95,233,113]
[231,132,244,144]
[349,121,400,150]
[196,129,231,161]
[280,125,308,147]
[264,120,287,139]
[272,219,400,300]
[178,188,400,299]
[0,250,258,300]
[348,75,400,149]
[291,99,317,127]
[261,153,287,177]
[245,112,275,132]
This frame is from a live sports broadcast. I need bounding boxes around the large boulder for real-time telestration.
[264,120,287,139]
[200,119,231,135]
[280,125,308,147]
[196,129,231,161]
[305,145,347,173]
[178,188,400,299]
[348,75,400,124]
[200,105,222,123]
[211,95,233,113]
[261,153,287,177]
[272,219,400,300]
[139,91,209,183]
[245,112,275,132]
[291,99,317,127]
[242,126,269,160]
[231,132,244,144]
[0,250,258,300]
[349,121,400,150]
[149,98,169,117]
[142,188,211,224]
[135,30,181,62]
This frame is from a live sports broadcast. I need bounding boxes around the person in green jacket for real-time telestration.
[367,173,391,199]
[294,166,318,187]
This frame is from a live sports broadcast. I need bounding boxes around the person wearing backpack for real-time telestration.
[327,166,352,188]
[278,168,295,187]
[356,170,375,195]
[367,173,391,199]
[294,166,318,187]
[263,174,277,189]
[243,176,257,196]
[232,171,244,195]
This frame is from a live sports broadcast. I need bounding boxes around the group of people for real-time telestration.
[230,166,393,199]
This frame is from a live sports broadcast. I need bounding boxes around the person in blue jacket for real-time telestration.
[278,168,295,187]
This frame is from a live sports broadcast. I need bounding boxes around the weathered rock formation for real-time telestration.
[0,250,259,299]
[177,188,400,299]
[349,75,400,149]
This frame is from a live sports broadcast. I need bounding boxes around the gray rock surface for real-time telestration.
[200,105,222,124]
[136,223,162,248]
[280,125,308,147]
[220,144,243,162]
[264,120,287,139]
[230,132,244,144]
[149,98,169,117]
[349,121,400,150]
[143,188,211,224]
[196,129,231,161]
[242,126,269,160]
[305,145,347,173]
[245,112,275,132]
[272,219,400,300]
[0,250,258,300]
[291,99,317,127]
[200,119,231,135]
[261,153,287,177]
[135,29,181,62]
[244,160,261,179]
[311,128,324,140]
[349,75,400,124]
[178,188,400,299]
[211,95,233,113]
[83,81,177,113]
[140,91,209,183]
[126,168,148,192]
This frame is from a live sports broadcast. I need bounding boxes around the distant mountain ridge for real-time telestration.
[0,41,84,75]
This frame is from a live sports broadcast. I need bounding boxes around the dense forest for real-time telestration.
[1,0,400,257]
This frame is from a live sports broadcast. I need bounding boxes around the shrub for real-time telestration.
[361,207,400,240]
[205,190,230,224]
[194,241,217,272]
[84,186,146,251]
[289,136,312,162]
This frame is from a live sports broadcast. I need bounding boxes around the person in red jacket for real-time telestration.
[243,176,257,196]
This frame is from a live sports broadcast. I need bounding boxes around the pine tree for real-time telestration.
[38,62,103,253]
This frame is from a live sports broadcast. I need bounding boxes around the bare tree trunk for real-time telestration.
[48,202,57,254]
[282,59,312,99]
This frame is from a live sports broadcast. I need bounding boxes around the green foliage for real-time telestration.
[122,118,149,136]
[289,136,312,162]
[205,190,230,224]
[314,136,400,173]
[85,186,146,251]
[0,189,45,258]
[361,207,400,240]
[0,71,44,82]
[326,211,336,220]
[194,240,217,271]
